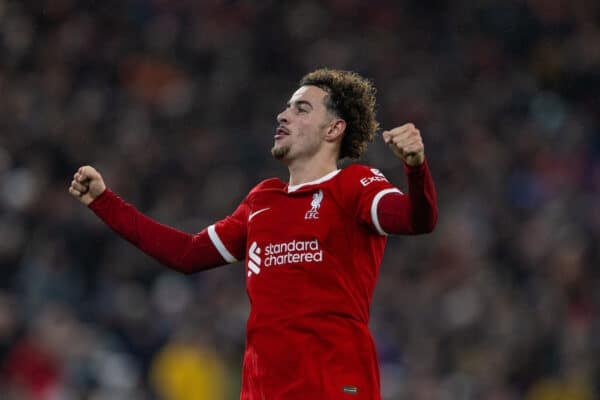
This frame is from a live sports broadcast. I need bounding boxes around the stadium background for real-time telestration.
[0,1,599,399]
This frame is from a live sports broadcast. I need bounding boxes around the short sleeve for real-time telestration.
[343,165,403,236]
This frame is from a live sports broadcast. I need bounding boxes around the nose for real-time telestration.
[277,108,289,125]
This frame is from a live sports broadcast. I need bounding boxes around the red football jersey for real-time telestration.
[208,164,401,399]
[89,161,436,400]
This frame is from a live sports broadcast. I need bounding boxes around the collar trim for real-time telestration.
[287,169,340,193]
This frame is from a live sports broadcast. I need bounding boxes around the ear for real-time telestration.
[324,119,346,143]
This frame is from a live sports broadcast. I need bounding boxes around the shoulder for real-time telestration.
[337,163,389,187]
[247,177,286,196]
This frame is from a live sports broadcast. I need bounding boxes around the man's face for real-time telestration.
[272,85,335,162]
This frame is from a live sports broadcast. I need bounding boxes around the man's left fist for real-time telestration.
[382,123,425,166]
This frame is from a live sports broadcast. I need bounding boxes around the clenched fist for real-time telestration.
[68,165,106,205]
[382,123,425,166]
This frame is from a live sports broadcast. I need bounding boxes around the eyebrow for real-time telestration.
[287,100,313,110]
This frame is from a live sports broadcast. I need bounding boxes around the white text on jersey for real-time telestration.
[360,176,388,186]
[247,239,323,277]
[265,239,323,266]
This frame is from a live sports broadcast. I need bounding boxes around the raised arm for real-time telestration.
[68,166,230,273]
[378,123,438,234]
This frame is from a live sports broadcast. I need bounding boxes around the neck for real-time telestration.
[286,157,338,187]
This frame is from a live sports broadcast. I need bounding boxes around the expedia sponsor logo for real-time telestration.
[247,239,323,277]
[360,169,388,187]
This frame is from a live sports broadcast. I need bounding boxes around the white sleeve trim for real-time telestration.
[371,188,403,236]
[207,224,238,263]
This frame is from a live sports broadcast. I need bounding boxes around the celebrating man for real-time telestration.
[69,69,438,399]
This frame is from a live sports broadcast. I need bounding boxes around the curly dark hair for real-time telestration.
[299,68,379,159]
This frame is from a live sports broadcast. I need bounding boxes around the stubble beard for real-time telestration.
[271,144,290,160]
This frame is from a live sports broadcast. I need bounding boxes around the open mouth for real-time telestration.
[274,126,290,140]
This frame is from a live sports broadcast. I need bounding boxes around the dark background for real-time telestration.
[0,1,598,399]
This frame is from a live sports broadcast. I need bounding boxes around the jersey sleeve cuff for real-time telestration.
[87,188,112,211]
[370,188,403,236]
[404,158,428,175]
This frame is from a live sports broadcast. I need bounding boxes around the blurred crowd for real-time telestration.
[1,0,599,399]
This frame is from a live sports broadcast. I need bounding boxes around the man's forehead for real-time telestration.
[289,85,328,103]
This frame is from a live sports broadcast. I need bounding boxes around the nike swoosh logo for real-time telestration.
[248,207,270,221]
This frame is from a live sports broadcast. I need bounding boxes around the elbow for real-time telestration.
[163,261,196,275]
[425,211,438,233]
[163,256,199,275]
[422,220,437,234]
[178,267,197,275]
[413,211,438,234]
[414,224,435,235]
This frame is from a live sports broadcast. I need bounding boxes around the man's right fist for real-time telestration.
[68,165,106,205]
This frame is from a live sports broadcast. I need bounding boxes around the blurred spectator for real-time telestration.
[2,303,74,399]
[150,323,229,400]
